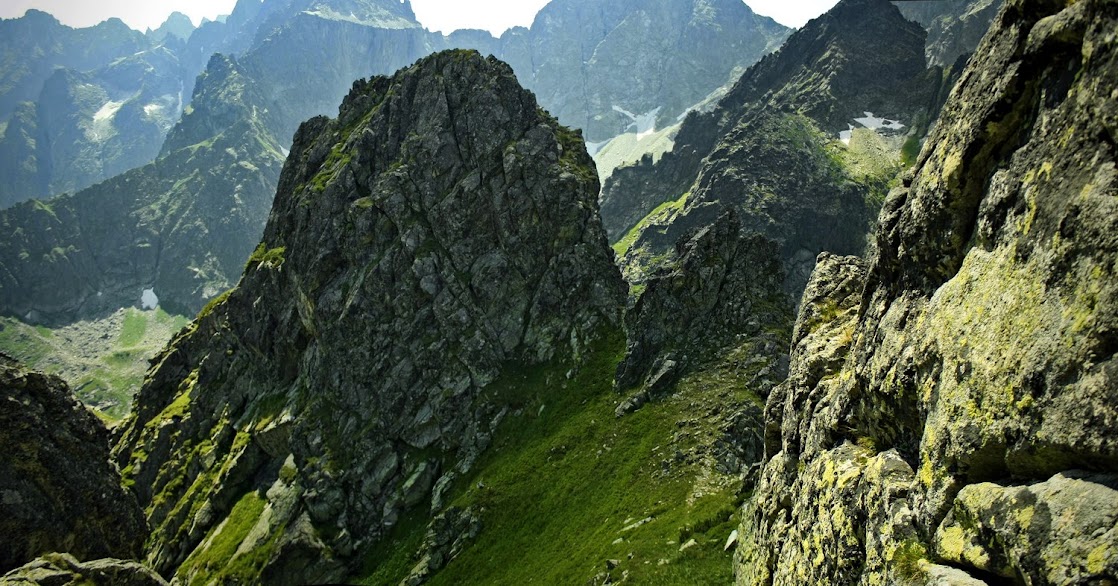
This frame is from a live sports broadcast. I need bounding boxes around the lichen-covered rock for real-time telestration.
[112,50,624,584]
[738,0,1118,584]
[935,472,1118,584]
[0,553,168,586]
[0,356,147,572]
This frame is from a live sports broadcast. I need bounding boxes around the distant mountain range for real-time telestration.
[0,0,790,322]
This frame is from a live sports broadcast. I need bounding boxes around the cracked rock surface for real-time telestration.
[737,0,1118,584]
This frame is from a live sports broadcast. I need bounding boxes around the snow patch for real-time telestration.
[93,100,124,123]
[87,100,125,143]
[141,288,159,310]
[854,112,905,131]
[839,112,905,144]
[612,105,661,141]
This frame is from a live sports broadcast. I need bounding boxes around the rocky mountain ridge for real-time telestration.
[0,1,1111,585]
[0,0,787,328]
[0,53,286,322]
[0,46,188,207]
[603,0,941,299]
[0,11,181,207]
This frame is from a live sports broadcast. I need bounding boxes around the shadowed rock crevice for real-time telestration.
[0,355,149,574]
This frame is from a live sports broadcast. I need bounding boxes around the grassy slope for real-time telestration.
[358,330,770,585]
[0,307,190,420]
[593,124,679,181]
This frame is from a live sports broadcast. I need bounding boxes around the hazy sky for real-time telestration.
[0,0,840,35]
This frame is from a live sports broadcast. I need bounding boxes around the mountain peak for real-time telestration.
[114,48,624,582]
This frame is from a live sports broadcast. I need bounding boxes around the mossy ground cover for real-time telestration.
[358,330,749,584]
[613,190,691,258]
[176,489,282,585]
[0,307,190,420]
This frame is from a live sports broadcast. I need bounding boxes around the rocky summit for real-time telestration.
[0,355,147,573]
[738,0,1118,583]
[111,49,624,584]
[603,0,941,298]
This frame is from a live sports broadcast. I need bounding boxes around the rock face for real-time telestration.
[234,0,435,146]
[0,47,187,206]
[893,0,1005,67]
[0,355,147,573]
[602,0,941,298]
[0,554,168,586]
[615,212,790,398]
[0,12,183,207]
[0,53,286,321]
[112,50,624,584]
[737,0,1118,584]
[147,12,196,43]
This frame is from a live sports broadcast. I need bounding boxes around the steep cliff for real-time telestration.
[603,0,940,298]
[738,0,1118,583]
[894,0,1005,67]
[112,50,624,584]
[0,355,148,573]
[0,47,187,207]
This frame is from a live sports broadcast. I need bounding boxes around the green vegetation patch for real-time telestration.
[247,243,287,270]
[901,135,922,167]
[118,311,148,347]
[357,330,747,584]
[613,190,691,257]
[0,308,190,420]
[198,287,236,321]
[177,490,279,586]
